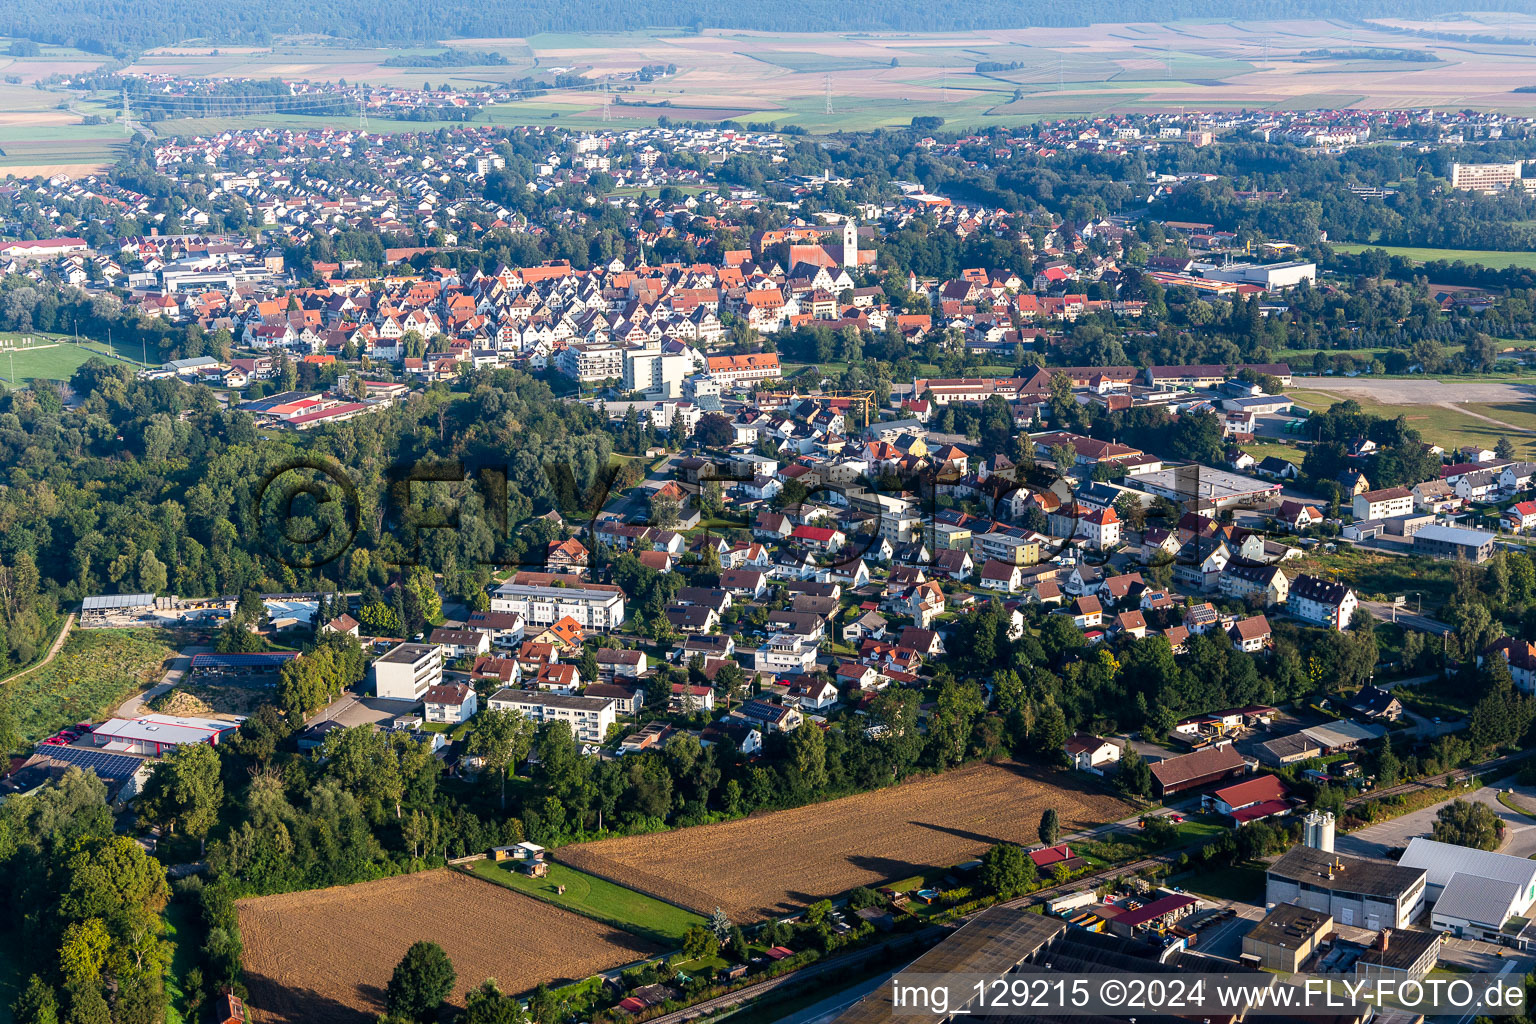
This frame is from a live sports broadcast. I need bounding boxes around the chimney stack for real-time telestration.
[1378,929,1391,951]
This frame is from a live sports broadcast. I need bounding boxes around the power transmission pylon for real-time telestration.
[824,74,832,115]
[357,87,367,131]
[122,89,130,134]
[603,93,611,122]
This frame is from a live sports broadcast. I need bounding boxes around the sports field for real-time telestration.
[0,336,148,386]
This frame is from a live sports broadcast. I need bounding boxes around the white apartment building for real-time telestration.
[491,575,625,631]
[623,346,692,399]
[486,688,617,744]
[1289,574,1357,631]
[556,341,624,383]
[1352,487,1414,521]
[373,642,445,701]
[1450,161,1527,192]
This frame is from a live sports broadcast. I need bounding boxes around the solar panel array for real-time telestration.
[190,652,300,668]
[45,745,145,780]
[82,593,156,611]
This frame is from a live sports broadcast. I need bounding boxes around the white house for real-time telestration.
[423,682,478,724]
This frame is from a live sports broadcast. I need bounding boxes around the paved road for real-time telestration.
[115,645,211,718]
[1361,599,1451,635]
[1337,775,1536,859]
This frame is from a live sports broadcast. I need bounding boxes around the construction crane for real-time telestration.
[817,389,877,429]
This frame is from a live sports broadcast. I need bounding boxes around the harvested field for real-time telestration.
[561,760,1131,921]
[238,870,658,1024]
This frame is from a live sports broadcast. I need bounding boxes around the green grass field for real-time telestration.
[0,336,148,386]
[1333,243,1536,272]
[1285,388,1534,453]
[466,859,705,947]
[6,628,176,741]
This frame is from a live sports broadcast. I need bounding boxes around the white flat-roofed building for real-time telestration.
[1200,261,1316,291]
[91,713,240,755]
[486,688,616,744]
[491,573,625,631]
[1132,464,1281,511]
[1451,161,1527,192]
[373,642,444,701]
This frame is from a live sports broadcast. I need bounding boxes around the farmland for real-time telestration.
[238,870,660,1024]
[6,16,1536,137]
[560,759,1132,921]
[4,628,176,742]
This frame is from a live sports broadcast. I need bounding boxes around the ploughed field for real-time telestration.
[238,870,659,1024]
[561,760,1131,920]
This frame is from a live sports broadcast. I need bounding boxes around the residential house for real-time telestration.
[1289,574,1357,630]
[423,682,478,725]
[1065,734,1122,775]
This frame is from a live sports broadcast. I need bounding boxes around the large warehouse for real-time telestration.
[1399,838,1536,943]
[1265,845,1427,930]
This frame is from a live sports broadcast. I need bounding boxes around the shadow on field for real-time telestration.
[242,975,374,1024]
[905,820,1005,845]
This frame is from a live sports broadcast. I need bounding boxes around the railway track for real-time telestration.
[644,751,1535,1024]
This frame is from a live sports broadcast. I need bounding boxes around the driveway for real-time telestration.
[1336,776,1536,859]
[114,645,211,718]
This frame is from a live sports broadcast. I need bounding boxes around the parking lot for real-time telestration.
[1183,900,1266,959]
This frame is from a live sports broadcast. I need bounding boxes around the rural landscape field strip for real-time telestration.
[560,760,1131,920]
[237,870,661,1024]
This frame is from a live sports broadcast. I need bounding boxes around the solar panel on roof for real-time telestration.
[45,745,144,780]
[82,594,156,611]
[190,652,299,667]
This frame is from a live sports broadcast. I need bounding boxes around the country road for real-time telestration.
[0,612,74,687]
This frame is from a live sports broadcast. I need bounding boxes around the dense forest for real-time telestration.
[0,1,1520,55]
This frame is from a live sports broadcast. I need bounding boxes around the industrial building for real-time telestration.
[1412,524,1497,563]
[1200,260,1317,291]
[1399,837,1536,943]
[1133,465,1282,511]
[1355,929,1440,983]
[1242,903,1332,972]
[1147,743,1247,798]
[90,713,240,756]
[1265,845,1427,930]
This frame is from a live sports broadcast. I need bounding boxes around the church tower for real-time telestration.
[842,218,858,268]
